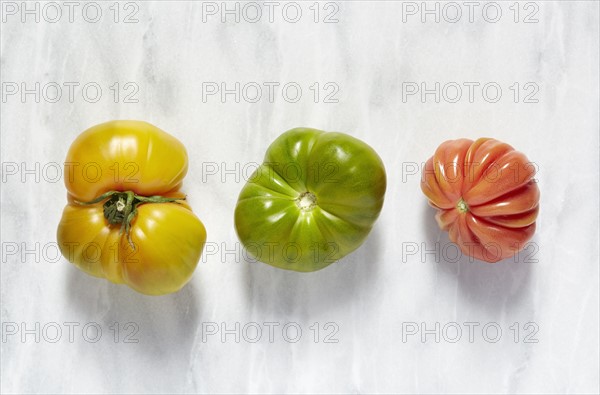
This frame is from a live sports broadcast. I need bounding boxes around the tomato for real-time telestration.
[421,138,540,263]
[234,127,387,272]
[57,121,207,295]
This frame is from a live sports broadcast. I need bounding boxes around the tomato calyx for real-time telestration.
[75,190,185,249]
[296,191,317,212]
[456,198,469,213]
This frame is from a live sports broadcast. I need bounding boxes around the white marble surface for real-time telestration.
[1,1,599,393]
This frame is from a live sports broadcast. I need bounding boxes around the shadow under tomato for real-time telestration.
[66,263,201,356]
[241,226,382,317]
[421,202,534,311]
[422,201,443,246]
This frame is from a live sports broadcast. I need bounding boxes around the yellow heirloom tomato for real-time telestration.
[57,121,206,295]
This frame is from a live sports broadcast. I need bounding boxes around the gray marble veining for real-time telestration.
[1,1,598,393]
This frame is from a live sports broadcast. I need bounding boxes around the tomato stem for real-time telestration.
[296,191,317,211]
[74,191,185,249]
[457,198,469,213]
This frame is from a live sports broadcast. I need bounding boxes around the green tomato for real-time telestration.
[234,127,386,272]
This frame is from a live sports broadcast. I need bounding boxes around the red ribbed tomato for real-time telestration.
[421,138,540,263]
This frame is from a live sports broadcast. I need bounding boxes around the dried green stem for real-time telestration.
[456,198,469,213]
[75,190,185,249]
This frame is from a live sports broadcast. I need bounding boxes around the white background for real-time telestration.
[1,1,599,393]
